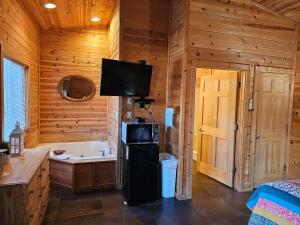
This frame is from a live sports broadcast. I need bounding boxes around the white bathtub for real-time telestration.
[38,141,116,163]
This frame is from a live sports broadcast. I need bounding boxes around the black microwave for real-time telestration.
[121,121,159,144]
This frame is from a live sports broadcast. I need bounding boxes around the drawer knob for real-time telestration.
[29,215,34,219]
[38,174,42,178]
[29,190,34,194]
[42,168,46,171]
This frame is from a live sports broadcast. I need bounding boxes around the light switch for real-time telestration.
[165,107,174,128]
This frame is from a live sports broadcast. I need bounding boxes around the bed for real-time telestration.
[247,179,300,225]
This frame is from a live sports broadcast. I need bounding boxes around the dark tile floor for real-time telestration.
[42,167,252,225]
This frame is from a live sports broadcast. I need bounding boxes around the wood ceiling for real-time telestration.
[252,0,300,22]
[20,0,300,31]
[19,0,117,30]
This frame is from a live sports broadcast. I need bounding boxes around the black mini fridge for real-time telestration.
[122,143,160,206]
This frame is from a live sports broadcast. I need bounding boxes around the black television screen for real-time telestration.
[100,59,152,97]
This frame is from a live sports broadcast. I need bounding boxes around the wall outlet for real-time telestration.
[248,99,254,111]
[127,97,134,105]
[127,111,132,119]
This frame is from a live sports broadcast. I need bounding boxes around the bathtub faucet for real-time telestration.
[100,149,105,156]
[99,137,106,142]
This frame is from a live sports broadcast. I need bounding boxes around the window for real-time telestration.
[3,58,28,141]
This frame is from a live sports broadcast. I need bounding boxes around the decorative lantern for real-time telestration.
[9,122,25,157]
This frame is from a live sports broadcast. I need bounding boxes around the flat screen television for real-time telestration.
[100,58,152,97]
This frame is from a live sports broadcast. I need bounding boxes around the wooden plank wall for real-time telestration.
[166,0,186,157]
[39,28,109,143]
[107,1,121,153]
[0,0,39,147]
[166,0,189,199]
[188,0,296,68]
[290,29,300,179]
[120,0,170,149]
[166,0,298,198]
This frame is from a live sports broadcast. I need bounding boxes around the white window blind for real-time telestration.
[3,58,28,141]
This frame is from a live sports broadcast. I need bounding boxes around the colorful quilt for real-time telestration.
[247,180,300,225]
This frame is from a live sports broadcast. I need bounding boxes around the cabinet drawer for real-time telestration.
[41,184,49,217]
[27,192,40,225]
[41,172,49,196]
[41,156,49,177]
[41,157,49,196]
[28,203,39,225]
[30,203,42,225]
[29,185,48,225]
[27,170,41,214]
[28,186,49,225]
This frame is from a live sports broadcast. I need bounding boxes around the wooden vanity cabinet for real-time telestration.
[0,149,49,225]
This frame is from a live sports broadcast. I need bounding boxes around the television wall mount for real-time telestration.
[133,97,155,108]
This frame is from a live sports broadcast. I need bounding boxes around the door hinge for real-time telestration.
[289,83,292,91]
[284,165,287,172]
[233,165,237,174]
[238,82,241,88]
[234,124,239,131]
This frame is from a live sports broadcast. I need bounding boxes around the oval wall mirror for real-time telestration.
[58,75,96,102]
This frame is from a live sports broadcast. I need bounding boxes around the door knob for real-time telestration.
[199,128,204,132]
[256,134,262,139]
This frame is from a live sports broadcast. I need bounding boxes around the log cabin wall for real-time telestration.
[120,0,170,149]
[39,28,109,143]
[107,1,121,154]
[166,0,298,199]
[0,0,39,147]
[166,0,189,199]
[166,0,186,157]
[290,27,300,179]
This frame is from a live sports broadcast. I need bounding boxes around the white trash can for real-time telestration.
[159,153,178,198]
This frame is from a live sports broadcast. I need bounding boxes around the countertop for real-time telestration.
[0,148,49,186]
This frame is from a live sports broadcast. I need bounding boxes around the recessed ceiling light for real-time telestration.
[91,16,101,22]
[44,2,56,9]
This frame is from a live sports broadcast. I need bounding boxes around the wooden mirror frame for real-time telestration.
[57,75,96,102]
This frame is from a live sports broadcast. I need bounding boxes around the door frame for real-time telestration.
[184,61,254,197]
[250,66,294,188]
[0,42,3,142]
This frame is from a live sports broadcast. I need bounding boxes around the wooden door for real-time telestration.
[197,71,238,187]
[254,67,291,187]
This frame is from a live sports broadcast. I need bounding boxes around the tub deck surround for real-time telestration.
[40,141,117,164]
[0,149,50,225]
[49,159,116,193]
[49,153,117,164]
